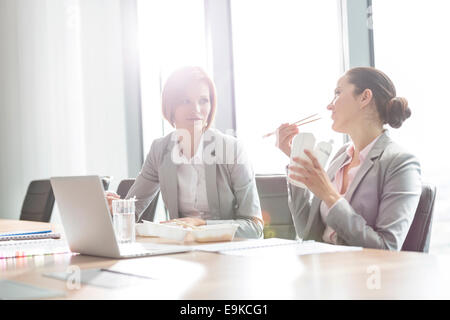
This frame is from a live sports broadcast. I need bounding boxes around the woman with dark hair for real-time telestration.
[277,67,421,250]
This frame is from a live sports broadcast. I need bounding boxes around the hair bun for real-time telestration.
[386,97,411,128]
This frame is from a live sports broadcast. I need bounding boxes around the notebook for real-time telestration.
[0,232,61,242]
[0,238,71,259]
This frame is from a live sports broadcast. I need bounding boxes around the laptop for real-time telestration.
[50,175,189,259]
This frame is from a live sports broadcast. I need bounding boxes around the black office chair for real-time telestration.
[20,179,55,223]
[116,179,135,199]
[116,179,160,222]
[255,174,296,240]
[402,183,437,253]
[20,176,109,223]
[100,176,111,191]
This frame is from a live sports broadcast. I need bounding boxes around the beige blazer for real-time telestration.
[126,128,263,239]
[287,131,422,250]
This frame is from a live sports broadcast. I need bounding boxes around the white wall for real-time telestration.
[0,0,130,221]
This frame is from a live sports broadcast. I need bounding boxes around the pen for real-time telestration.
[0,230,53,237]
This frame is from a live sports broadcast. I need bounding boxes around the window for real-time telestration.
[136,0,208,221]
[136,0,208,153]
[372,0,450,253]
[230,0,343,174]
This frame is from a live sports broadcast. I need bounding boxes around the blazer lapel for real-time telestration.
[203,131,220,215]
[304,146,349,237]
[327,149,349,182]
[344,132,391,202]
[344,157,374,203]
[160,139,179,219]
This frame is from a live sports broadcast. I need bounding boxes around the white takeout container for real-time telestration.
[191,224,240,243]
[135,221,160,237]
[136,221,190,242]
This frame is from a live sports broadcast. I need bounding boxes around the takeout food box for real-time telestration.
[136,221,239,243]
[135,221,189,241]
[191,224,239,242]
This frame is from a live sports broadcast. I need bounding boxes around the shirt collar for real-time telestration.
[346,133,383,163]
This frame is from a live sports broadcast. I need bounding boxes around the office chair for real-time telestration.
[116,179,135,199]
[402,183,437,253]
[20,176,109,223]
[101,176,111,191]
[20,179,55,223]
[116,179,160,222]
[255,174,296,239]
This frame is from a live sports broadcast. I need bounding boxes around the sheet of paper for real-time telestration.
[0,280,65,300]
[189,238,300,252]
[213,239,362,257]
[43,268,154,289]
[294,241,362,256]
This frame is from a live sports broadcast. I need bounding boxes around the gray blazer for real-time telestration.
[126,128,264,239]
[288,131,422,250]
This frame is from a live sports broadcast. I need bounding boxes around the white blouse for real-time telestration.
[173,136,211,220]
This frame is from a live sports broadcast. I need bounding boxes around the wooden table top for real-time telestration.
[1,219,450,299]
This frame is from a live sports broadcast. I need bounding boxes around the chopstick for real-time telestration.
[292,113,320,125]
[262,113,322,138]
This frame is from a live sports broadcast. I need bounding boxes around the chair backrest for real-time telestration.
[255,174,296,239]
[116,179,135,199]
[402,183,437,253]
[116,179,160,222]
[20,179,55,222]
[101,176,111,191]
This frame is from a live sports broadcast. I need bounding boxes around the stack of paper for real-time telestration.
[0,238,71,259]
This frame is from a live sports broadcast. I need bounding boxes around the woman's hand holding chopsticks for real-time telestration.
[275,123,299,157]
[263,112,323,157]
[262,113,322,139]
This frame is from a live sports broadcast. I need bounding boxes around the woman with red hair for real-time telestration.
[108,66,263,239]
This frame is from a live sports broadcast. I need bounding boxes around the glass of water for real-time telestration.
[112,198,136,243]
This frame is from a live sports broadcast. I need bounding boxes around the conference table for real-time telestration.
[1,219,450,300]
